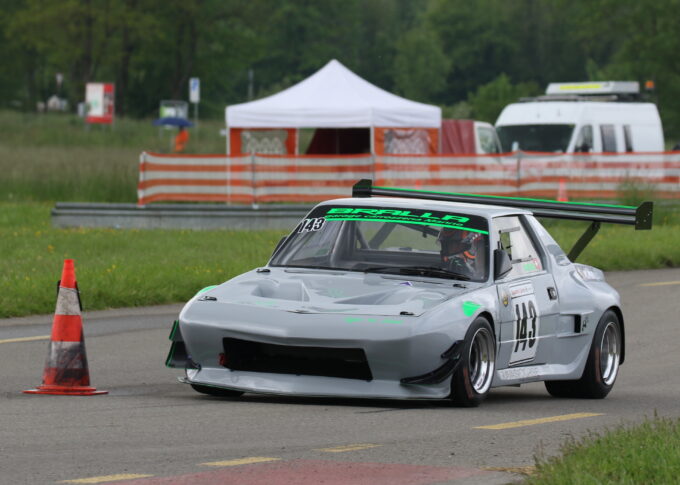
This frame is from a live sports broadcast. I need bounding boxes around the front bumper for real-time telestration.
[182,367,450,400]
[170,305,462,399]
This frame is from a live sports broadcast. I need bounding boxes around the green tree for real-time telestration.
[572,0,680,136]
[393,28,450,102]
[356,0,429,91]
[467,74,539,123]
[424,0,517,104]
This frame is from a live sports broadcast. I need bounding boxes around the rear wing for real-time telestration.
[351,179,653,261]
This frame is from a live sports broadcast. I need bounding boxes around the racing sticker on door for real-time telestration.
[508,282,540,366]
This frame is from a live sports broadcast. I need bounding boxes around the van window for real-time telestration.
[477,126,501,154]
[600,124,617,152]
[496,125,574,153]
[623,125,634,152]
[574,125,593,152]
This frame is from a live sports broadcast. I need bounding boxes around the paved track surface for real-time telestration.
[2,268,679,485]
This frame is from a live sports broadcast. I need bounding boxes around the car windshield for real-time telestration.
[269,205,490,282]
[497,124,574,152]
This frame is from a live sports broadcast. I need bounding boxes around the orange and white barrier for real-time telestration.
[137,152,373,205]
[138,151,680,205]
[374,152,680,199]
[137,152,253,204]
[251,154,374,203]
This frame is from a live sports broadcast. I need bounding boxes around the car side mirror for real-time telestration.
[494,249,513,280]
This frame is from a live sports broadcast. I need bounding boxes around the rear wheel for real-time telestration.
[545,310,622,399]
[190,383,244,397]
[450,317,496,407]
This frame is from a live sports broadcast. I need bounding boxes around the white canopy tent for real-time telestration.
[225,59,441,155]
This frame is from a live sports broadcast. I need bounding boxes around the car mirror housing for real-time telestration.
[494,249,513,280]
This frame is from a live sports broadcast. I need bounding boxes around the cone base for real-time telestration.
[23,385,108,396]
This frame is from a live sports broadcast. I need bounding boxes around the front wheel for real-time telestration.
[545,310,622,399]
[190,383,244,397]
[450,317,496,407]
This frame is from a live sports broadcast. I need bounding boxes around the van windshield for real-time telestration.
[497,124,574,153]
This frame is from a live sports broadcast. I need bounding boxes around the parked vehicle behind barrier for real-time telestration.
[495,81,664,154]
[441,119,503,155]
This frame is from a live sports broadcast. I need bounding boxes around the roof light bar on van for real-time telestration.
[545,81,640,96]
[351,179,653,230]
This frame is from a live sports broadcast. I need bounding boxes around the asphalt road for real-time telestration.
[1,268,679,485]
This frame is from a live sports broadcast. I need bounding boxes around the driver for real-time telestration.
[437,227,480,277]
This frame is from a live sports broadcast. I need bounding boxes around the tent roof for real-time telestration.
[226,59,441,128]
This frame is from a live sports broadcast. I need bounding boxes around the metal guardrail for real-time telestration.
[51,203,313,230]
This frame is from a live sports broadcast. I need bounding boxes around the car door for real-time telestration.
[493,216,559,371]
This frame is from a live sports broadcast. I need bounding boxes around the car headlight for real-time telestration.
[575,264,605,282]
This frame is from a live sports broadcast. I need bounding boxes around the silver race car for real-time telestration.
[167,180,653,406]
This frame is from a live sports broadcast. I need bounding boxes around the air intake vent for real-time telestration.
[222,338,373,381]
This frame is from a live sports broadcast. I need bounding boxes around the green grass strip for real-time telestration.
[526,415,680,484]
[0,202,287,318]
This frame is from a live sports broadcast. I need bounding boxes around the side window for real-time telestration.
[574,125,593,152]
[623,125,634,152]
[600,124,617,152]
[477,126,501,154]
[493,216,543,278]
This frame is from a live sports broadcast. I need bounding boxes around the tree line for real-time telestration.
[1,0,679,136]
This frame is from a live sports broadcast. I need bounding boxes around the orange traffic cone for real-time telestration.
[24,259,107,396]
[557,178,569,202]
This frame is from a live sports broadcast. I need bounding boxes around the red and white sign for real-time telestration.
[85,83,115,124]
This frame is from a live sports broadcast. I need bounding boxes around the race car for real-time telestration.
[166,179,653,406]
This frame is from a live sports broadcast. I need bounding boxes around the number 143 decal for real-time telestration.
[298,217,326,233]
[509,294,540,366]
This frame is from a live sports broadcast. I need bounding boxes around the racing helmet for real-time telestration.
[437,227,474,261]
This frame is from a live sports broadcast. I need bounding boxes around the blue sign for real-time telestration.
[189,77,200,103]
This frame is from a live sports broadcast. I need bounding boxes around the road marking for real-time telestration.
[59,474,153,484]
[640,280,680,287]
[315,443,382,453]
[201,456,281,467]
[0,335,50,344]
[475,412,603,430]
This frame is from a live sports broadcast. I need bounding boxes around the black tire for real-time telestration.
[190,383,244,397]
[544,379,579,398]
[545,310,622,399]
[450,317,496,407]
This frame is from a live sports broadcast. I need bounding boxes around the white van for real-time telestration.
[495,82,665,153]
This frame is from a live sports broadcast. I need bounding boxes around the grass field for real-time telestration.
[0,110,227,202]
[540,214,680,271]
[525,415,680,484]
[0,202,286,318]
